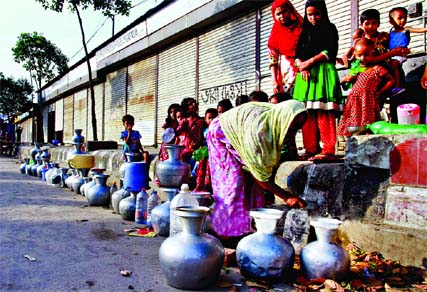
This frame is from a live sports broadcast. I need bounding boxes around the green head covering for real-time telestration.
[220,100,306,182]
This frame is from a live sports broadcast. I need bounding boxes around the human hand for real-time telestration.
[285,195,307,208]
[301,70,310,81]
[272,81,281,94]
[391,47,410,57]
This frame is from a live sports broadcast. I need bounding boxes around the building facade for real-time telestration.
[17,0,427,145]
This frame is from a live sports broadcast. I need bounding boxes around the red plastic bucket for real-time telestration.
[397,103,420,125]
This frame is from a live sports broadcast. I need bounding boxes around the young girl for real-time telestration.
[293,0,343,161]
[268,0,303,94]
[338,38,394,137]
[158,103,181,161]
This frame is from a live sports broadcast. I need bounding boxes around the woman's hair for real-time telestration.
[360,9,380,25]
[180,97,197,117]
[217,99,233,112]
[269,92,292,103]
[165,103,181,124]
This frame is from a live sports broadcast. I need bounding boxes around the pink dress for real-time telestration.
[207,117,264,237]
[338,66,387,137]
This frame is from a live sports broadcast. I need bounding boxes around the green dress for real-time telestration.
[293,61,344,112]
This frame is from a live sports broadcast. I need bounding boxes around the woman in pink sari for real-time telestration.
[207,100,307,245]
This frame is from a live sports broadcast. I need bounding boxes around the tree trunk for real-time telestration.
[73,3,98,141]
[36,78,44,143]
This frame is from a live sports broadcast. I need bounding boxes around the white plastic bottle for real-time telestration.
[147,189,161,227]
[135,188,149,225]
[169,184,198,236]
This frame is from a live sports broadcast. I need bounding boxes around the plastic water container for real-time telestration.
[397,103,420,125]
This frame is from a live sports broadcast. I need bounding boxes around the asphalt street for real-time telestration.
[0,157,298,292]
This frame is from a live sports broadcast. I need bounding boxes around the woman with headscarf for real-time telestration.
[293,0,343,161]
[207,100,307,242]
[268,0,303,94]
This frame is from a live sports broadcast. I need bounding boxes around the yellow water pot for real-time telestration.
[67,154,95,169]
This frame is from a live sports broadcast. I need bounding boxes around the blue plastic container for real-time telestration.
[123,162,149,192]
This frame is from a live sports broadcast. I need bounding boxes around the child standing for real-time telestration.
[389,7,427,90]
[338,38,395,137]
[120,114,149,163]
[268,0,303,94]
[293,0,343,161]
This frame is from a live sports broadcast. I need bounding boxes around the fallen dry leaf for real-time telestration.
[245,280,269,289]
[412,284,427,290]
[324,279,345,292]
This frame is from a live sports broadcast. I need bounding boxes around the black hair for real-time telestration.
[360,9,380,25]
[165,103,181,124]
[217,99,233,112]
[249,90,269,102]
[389,7,408,22]
[205,108,218,117]
[235,94,249,106]
[180,97,197,117]
[122,114,135,124]
[269,92,292,103]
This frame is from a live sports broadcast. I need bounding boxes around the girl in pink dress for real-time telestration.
[338,38,394,137]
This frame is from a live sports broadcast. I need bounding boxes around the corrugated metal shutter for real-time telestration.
[73,89,87,135]
[157,38,197,143]
[127,56,157,146]
[63,95,73,143]
[260,3,274,96]
[87,84,104,141]
[104,69,126,141]
[55,99,63,131]
[198,12,257,113]
[359,0,425,54]
[21,118,32,143]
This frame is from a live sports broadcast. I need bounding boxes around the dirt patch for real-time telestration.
[92,227,119,240]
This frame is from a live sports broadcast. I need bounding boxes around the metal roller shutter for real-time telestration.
[73,89,87,136]
[87,84,104,141]
[127,56,157,146]
[21,118,32,143]
[55,99,63,132]
[63,95,73,143]
[359,0,425,54]
[198,12,257,114]
[157,38,197,143]
[260,3,274,96]
[104,69,127,142]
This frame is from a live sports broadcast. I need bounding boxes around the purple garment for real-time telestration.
[120,130,142,153]
[207,117,264,237]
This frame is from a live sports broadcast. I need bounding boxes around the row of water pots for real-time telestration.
[157,205,350,290]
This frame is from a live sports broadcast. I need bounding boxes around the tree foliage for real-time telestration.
[34,0,132,141]
[0,73,33,122]
[36,0,132,17]
[12,32,68,90]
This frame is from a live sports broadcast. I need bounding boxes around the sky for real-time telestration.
[0,0,146,81]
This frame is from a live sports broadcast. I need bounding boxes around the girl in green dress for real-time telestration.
[293,0,343,160]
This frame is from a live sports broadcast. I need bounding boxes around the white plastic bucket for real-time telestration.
[397,103,420,125]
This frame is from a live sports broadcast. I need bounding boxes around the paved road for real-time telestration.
[0,157,296,292]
